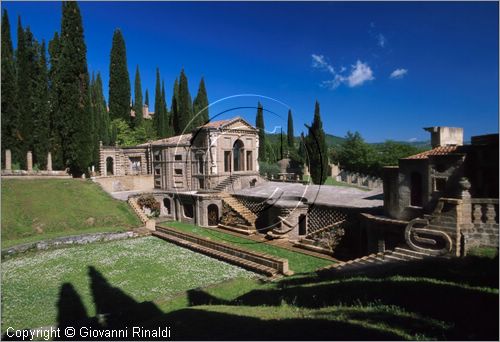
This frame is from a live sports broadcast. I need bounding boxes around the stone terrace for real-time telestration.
[234,181,384,209]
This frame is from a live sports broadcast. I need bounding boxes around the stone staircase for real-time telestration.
[214,174,240,192]
[318,247,435,275]
[153,225,291,277]
[219,192,257,228]
[128,196,156,230]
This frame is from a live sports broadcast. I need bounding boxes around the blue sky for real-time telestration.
[3,1,499,142]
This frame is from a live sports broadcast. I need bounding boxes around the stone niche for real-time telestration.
[265,196,309,240]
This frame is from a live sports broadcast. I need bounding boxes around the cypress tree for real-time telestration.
[57,1,92,176]
[177,68,193,133]
[32,40,50,167]
[1,9,20,167]
[48,31,64,170]
[153,68,162,136]
[193,77,209,127]
[171,78,179,135]
[108,29,130,122]
[144,89,149,106]
[305,101,328,184]
[255,102,266,162]
[287,109,294,148]
[16,19,37,168]
[161,80,171,137]
[95,73,110,145]
[132,65,143,128]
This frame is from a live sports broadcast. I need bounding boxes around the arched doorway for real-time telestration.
[298,214,307,236]
[207,204,219,226]
[233,140,244,171]
[106,157,114,176]
[410,172,423,207]
[163,198,171,215]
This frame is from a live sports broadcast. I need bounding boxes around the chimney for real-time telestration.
[424,126,463,148]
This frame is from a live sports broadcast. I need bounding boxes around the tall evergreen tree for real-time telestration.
[1,9,20,168]
[144,89,149,106]
[108,29,130,122]
[32,41,50,167]
[16,19,37,168]
[171,78,179,135]
[161,80,171,137]
[176,69,193,133]
[304,101,328,184]
[153,68,162,136]
[255,102,266,162]
[57,1,92,176]
[48,31,64,170]
[193,77,209,127]
[132,65,143,128]
[94,73,110,145]
[287,109,294,148]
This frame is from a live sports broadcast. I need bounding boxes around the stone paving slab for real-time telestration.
[234,181,383,208]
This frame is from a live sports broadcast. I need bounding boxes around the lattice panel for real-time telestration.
[233,196,268,215]
[307,206,347,233]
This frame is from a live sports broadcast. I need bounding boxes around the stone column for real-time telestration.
[27,151,33,172]
[47,152,52,171]
[5,149,12,172]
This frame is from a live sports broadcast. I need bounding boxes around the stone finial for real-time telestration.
[5,149,12,172]
[47,152,52,171]
[459,177,471,199]
[27,151,33,172]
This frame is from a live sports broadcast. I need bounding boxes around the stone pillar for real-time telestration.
[27,151,33,172]
[5,149,12,171]
[47,152,52,171]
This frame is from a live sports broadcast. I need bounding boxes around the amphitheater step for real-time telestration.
[153,230,278,277]
[220,192,257,228]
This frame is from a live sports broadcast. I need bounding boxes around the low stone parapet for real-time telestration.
[154,225,292,276]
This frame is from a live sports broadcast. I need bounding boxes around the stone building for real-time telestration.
[364,126,499,257]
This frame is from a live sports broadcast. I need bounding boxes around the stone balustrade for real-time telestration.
[470,198,499,226]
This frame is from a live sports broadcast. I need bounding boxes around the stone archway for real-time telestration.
[207,204,219,226]
[233,139,244,172]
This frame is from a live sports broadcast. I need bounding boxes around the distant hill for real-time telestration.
[266,133,430,150]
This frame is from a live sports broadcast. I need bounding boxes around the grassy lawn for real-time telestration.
[1,236,255,331]
[302,175,370,190]
[1,179,141,248]
[163,221,333,274]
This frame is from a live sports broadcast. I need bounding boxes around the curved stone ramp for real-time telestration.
[153,225,292,277]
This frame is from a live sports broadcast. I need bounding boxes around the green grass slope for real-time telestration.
[1,179,141,248]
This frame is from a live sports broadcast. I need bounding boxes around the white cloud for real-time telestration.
[377,33,386,48]
[346,61,374,87]
[390,68,408,79]
[311,54,335,74]
[408,137,418,142]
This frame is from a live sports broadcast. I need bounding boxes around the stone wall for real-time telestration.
[338,170,383,189]
[94,175,154,192]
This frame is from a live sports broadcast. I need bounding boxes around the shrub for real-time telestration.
[259,161,280,177]
[137,194,160,217]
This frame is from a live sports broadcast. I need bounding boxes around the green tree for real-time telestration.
[16,18,37,168]
[144,89,149,106]
[57,1,93,176]
[334,131,378,175]
[94,73,110,146]
[171,78,179,135]
[177,68,193,133]
[304,101,329,184]
[160,80,171,137]
[1,9,20,168]
[153,68,162,136]
[132,65,143,128]
[48,31,64,170]
[108,29,130,122]
[287,109,294,148]
[110,118,138,146]
[193,77,209,127]
[32,41,50,167]
[255,102,266,162]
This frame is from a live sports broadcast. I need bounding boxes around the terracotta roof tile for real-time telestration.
[404,145,462,159]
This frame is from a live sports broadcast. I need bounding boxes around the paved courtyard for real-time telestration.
[234,181,383,208]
